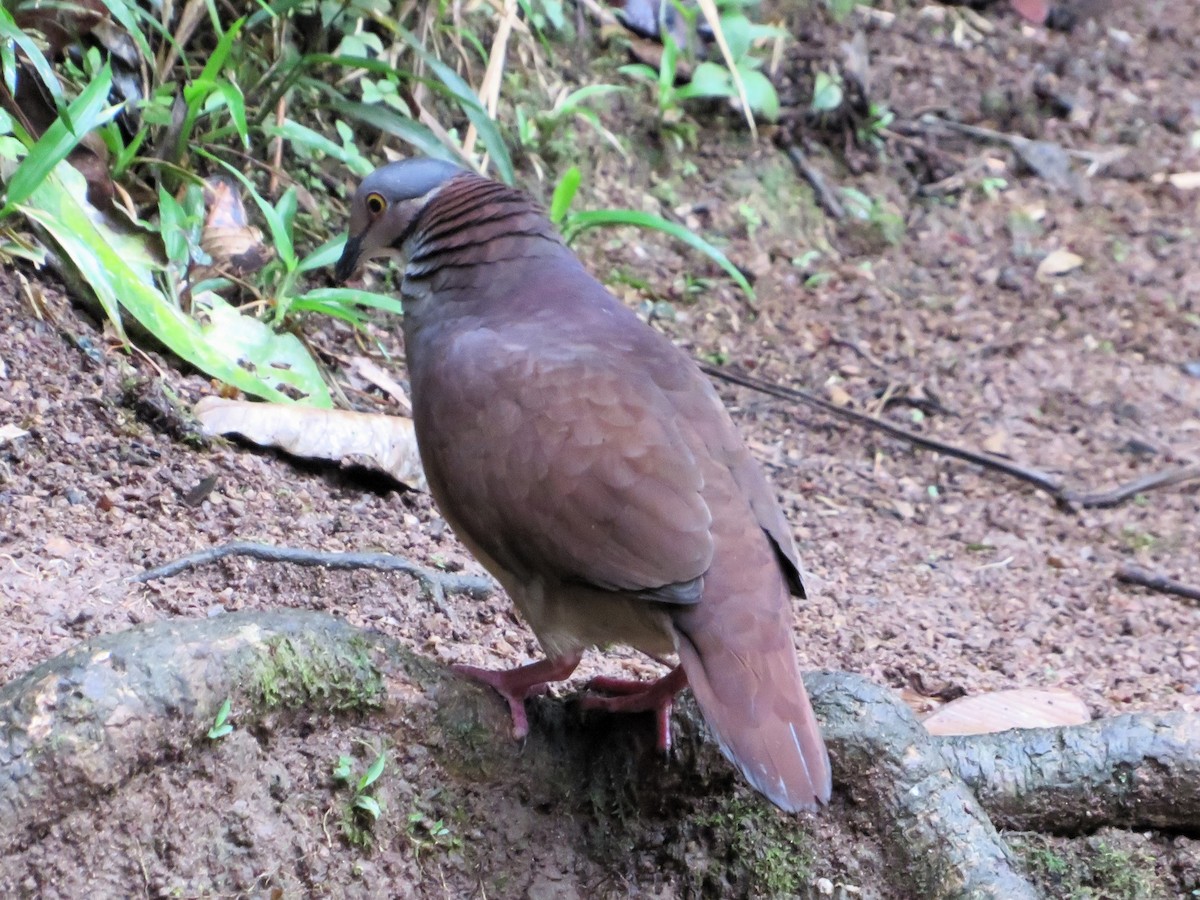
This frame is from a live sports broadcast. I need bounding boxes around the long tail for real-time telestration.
[673,605,831,812]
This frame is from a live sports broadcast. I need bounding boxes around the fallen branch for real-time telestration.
[1115,564,1200,604]
[699,362,1200,511]
[130,540,495,609]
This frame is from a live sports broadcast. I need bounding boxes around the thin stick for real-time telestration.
[699,363,1200,510]
[1115,565,1200,604]
[783,145,845,220]
[131,541,495,612]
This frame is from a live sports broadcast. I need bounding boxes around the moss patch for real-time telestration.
[250,634,385,714]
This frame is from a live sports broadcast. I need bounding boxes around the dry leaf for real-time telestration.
[194,397,425,490]
[1036,249,1084,281]
[1166,172,1200,190]
[982,429,1009,455]
[921,688,1090,736]
[827,383,853,407]
[0,424,29,445]
[200,177,272,277]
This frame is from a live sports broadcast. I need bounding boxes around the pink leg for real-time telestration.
[579,666,689,752]
[453,652,582,740]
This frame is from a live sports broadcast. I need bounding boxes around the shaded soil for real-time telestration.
[1,1,1199,896]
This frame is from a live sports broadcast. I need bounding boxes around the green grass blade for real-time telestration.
[549,167,580,225]
[297,287,406,317]
[398,29,514,185]
[564,210,754,301]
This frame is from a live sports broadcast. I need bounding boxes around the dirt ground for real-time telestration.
[2,0,1199,897]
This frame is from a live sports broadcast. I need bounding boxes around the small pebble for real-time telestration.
[817,877,834,895]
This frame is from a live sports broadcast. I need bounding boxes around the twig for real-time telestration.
[699,361,1063,495]
[1064,462,1200,509]
[782,144,845,220]
[1115,565,1200,604]
[130,541,495,612]
[699,363,1200,511]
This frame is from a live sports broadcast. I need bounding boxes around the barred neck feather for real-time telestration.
[402,173,565,287]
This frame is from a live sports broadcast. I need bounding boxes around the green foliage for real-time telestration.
[619,0,783,131]
[332,744,389,848]
[207,697,234,740]
[551,166,755,300]
[0,5,518,403]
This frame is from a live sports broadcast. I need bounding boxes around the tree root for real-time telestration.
[940,710,1200,833]
[2,611,1196,893]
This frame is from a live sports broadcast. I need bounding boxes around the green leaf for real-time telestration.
[0,8,65,116]
[737,69,779,121]
[332,755,353,781]
[677,62,733,100]
[358,752,387,792]
[353,795,382,820]
[216,80,250,147]
[811,71,844,113]
[293,287,406,317]
[207,697,233,738]
[563,209,754,301]
[297,236,347,274]
[19,160,328,404]
[549,166,581,225]
[340,102,459,164]
[1,63,119,215]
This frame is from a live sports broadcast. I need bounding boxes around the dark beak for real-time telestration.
[334,234,362,283]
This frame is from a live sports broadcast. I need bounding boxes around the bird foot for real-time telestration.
[452,652,582,740]
[579,666,689,752]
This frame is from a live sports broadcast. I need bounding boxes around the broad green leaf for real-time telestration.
[0,8,65,115]
[1,64,118,215]
[217,81,250,147]
[20,160,327,404]
[563,209,754,301]
[811,71,844,113]
[358,752,387,791]
[353,795,382,820]
[738,69,780,121]
[340,102,458,164]
[677,62,733,99]
[193,292,331,404]
[297,236,347,274]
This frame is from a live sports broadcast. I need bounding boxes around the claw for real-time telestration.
[579,666,689,752]
[452,653,582,739]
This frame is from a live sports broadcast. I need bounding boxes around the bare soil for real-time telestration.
[1,1,1199,897]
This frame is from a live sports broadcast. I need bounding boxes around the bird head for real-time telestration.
[334,158,466,283]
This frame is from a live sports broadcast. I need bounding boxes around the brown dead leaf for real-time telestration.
[921,687,1090,736]
[982,428,1009,456]
[827,383,853,407]
[199,178,272,278]
[1036,248,1084,281]
[194,398,425,490]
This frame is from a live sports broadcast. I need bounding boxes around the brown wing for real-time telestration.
[413,325,715,603]
[649,360,807,598]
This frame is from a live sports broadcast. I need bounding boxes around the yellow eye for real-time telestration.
[365,192,386,216]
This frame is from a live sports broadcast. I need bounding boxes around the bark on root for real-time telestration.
[1,611,1196,896]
